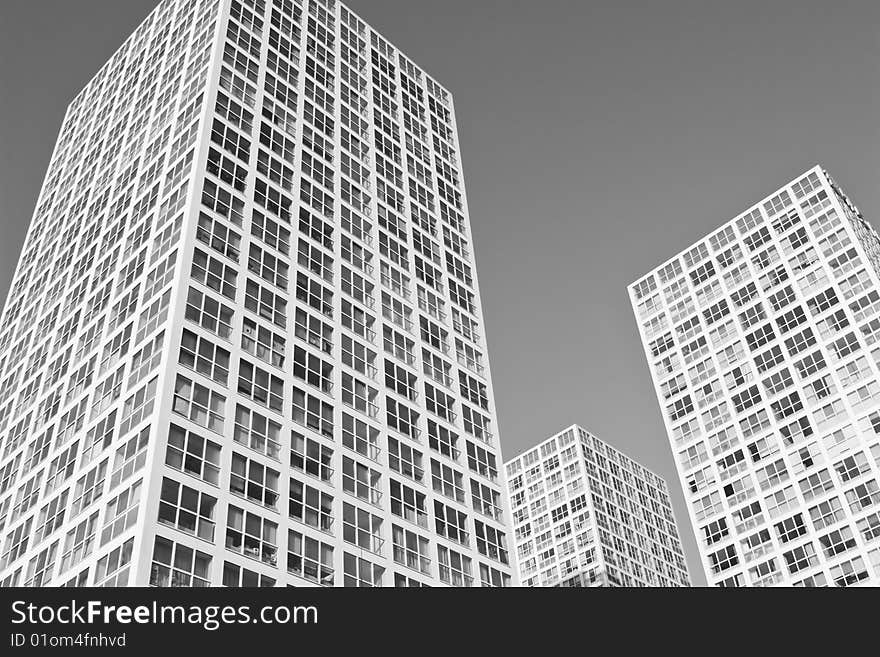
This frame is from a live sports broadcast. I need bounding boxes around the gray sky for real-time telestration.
[2,1,879,586]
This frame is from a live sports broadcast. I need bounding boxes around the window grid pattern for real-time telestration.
[0,0,513,587]
[631,166,880,587]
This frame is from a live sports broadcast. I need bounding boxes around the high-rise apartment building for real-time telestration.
[505,424,690,587]
[630,165,880,587]
[0,0,513,588]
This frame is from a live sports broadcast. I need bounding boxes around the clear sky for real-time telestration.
[2,0,879,586]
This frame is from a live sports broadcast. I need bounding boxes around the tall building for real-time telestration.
[630,165,880,587]
[0,0,514,588]
[505,424,690,587]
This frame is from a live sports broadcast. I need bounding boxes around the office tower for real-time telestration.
[505,424,690,587]
[0,0,513,588]
[630,165,880,587]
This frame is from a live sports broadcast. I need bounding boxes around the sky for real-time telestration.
[1,1,879,586]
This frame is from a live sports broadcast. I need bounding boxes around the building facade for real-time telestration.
[505,424,690,587]
[630,165,880,586]
[0,0,514,587]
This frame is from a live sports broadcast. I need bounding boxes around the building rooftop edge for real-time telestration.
[66,0,455,115]
[626,162,825,292]
[503,422,671,486]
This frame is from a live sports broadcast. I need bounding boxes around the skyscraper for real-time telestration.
[0,0,513,588]
[630,165,880,587]
[505,424,690,587]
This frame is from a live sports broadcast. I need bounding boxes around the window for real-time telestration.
[343,334,377,379]
[296,272,332,318]
[746,323,776,351]
[430,500,469,546]
[764,484,797,519]
[384,326,415,365]
[249,243,289,290]
[292,386,333,437]
[754,345,785,373]
[196,212,241,260]
[731,386,761,414]
[251,209,290,255]
[293,346,333,393]
[67,457,108,519]
[191,248,237,299]
[388,437,424,483]
[166,424,221,486]
[185,287,234,340]
[342,502,383,555]
[100,479,142,546]
[830,556,869,587]
[467,441,498,481]
[44,441,78,494]
[428,419,459,459]
[472,479,502,520]
[287,529,334,585]
[90,367,124,421]
[342,412,380,462]
[202,178,245,226]
[856,512,880,542]
[392,525,431,574]
[834,452,872,483]
[794,351,826,379]
[799,469,835,502]
[431,458,466,503]
[59,511,99,574]
[343,456,382,505]
[819,526,857,558]
[756,459,789,491]
[771,391,803,421]
[775,513,808,543]
[289,478,334,532]
[784,328,817,357]
[157,477,216,541]
[246,278,287,327]
[385,360,418,401]
[845,480,880,513]
[342,372,379,417]
[222,561,275,587]
[291,431,334,481]
[226,506,278,567]
[300,238,334,282]
[179,329,230,384]
[128,331,164,388]
[242,317,285,369]
[690,260,716,286]
[425,384,455,422]
[232,404,282,461]
[679,442,708,470]
[172,374,225,433]
[295,307,333,354]
[207,146,247,191]
[238,360,284,412]
[390,479,428,528]
[95,537,134,586]
[744,227,772,252]
[109,425,149,490]
[31,487,67,546]
[230,453,280,509]
[820,327,858,362]
[438,546,473,587]
[343,553,383,587]
[783,543,819,574]
[807,288,840,317]
[709,544,739,574]
[147,535,212,589]
[701,518,729,546]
